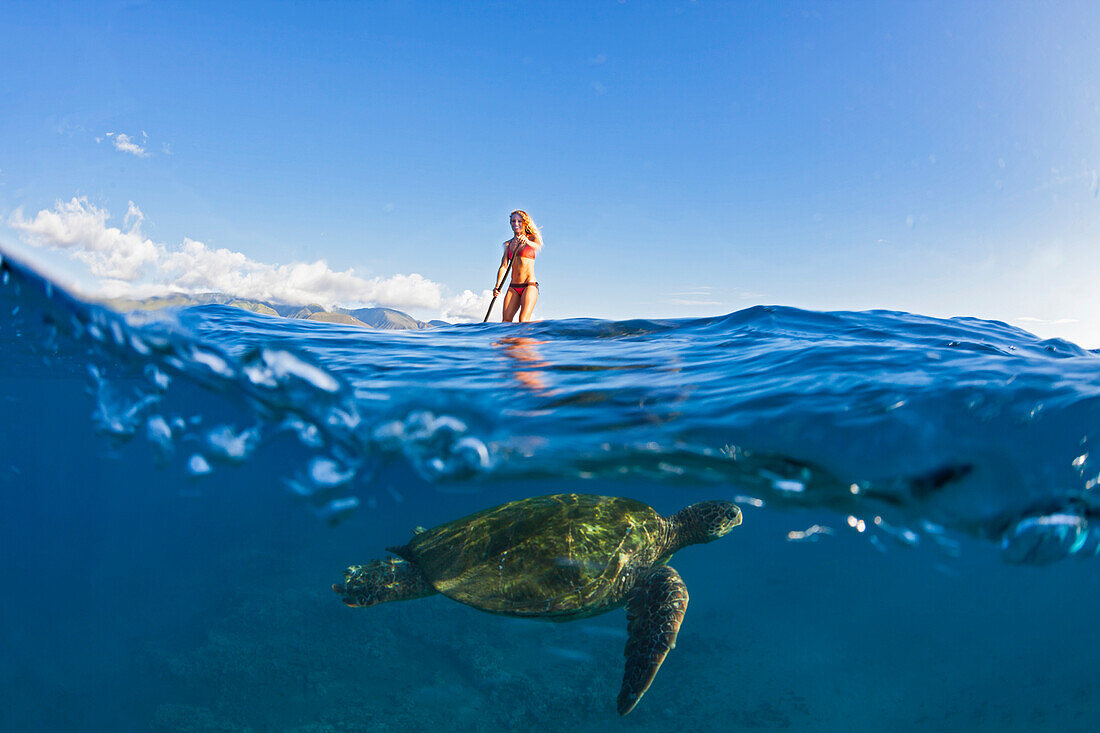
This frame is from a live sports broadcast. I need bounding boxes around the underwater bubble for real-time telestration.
[455,436,490,466]
[242,360,278,388]
[421,437,492,480]
[787,524,833,542]
[188,454,212,476]
[316,496,359,525]
[353,388,389,401]
[325,405,361,431]
[284,477,315,499]
[308,457,357,488]
[418,456,456,481]
[188,346,235,379]
[90,376,160,439]
[146,415,174,456]
[283,458,361,501]
[873,516,919,547]
[283,417,323,447]
[145,365,171,391]
[261,348,339,393]
[129,334,151,356]
[371,420,405,447]
[206,425,260,462]
[772,478,805,493]
[1001,513,1088,564]
[405,411,467,441]
[430,415,467,435]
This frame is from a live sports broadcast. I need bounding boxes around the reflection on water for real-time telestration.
[494,336,551,394]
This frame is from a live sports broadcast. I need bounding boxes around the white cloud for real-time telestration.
[113,133,149,157]
[7,198,452,312]
[9,197,159,280]
[442,289,491,323]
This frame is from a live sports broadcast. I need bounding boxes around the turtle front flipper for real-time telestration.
[617,565,689,715]
[333,558,437,607]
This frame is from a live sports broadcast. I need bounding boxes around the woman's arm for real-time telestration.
[492,246,513,296]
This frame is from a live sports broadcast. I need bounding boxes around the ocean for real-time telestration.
[1,251,1097,732]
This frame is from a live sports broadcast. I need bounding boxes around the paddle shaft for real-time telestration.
[482,246,521,323]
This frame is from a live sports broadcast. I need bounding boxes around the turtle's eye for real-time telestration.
[721,504,742,530]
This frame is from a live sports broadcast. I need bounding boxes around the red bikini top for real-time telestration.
[506,242,537,261]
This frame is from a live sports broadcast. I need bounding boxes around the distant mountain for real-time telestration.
[228,300,279,316]
[98,292,232,311]
[345,307,425,330]
[305,311,369,327]
[96,292,437,330]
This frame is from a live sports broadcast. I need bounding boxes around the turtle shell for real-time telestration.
[392,494,669,617]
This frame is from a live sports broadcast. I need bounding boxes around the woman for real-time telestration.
[493,210,542,322]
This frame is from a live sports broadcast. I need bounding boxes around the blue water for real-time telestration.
[1,251,1098,731]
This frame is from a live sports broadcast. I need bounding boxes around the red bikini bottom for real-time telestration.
[509,281,539,297]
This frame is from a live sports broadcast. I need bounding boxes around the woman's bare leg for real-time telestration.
[518,286,539,322]
[502,289,520,322]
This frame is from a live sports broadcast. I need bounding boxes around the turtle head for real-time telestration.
[669,501,742,550]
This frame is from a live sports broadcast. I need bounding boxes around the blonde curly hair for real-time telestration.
[510,210,543,250]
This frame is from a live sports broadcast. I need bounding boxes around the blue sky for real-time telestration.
[1,1,1098,343]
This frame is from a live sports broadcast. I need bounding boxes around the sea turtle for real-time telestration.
[333,493,742,715]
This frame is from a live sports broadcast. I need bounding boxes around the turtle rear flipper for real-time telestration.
[333,558,437,607]
[617,565,689,715]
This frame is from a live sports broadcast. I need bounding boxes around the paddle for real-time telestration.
[482,241,522,323]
